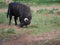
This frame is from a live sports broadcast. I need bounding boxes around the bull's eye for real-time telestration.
[24,18,29,22]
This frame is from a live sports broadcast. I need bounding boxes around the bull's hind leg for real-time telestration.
[9,16,12,25]
[14,16,18,25]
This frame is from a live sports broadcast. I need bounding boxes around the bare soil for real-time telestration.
[31,6,60,12]
[0,24,60,45]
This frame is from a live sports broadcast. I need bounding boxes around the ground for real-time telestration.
[0,5,60,45]
[2,29,60,45]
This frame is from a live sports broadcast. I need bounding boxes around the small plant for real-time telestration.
[57,11,60,15]
[48,10,54,14]
[0,28,16,40]
[37,9,44,13]
[0,28,7,40]
[7,28,16,34]
[0,28,6,34]
[37,9,48,13]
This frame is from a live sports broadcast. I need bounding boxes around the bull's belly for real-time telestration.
[11,12,20,17]
[12,14,19,17]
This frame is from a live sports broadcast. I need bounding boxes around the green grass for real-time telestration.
[14,10,60,35]
[27,12,60,35]
[0,9,60,35]
[0,12,8,24]
[7,28,16,34]
[13,0,60,3]
[0,0,60,8]
[12,0,60,6]
[0,0,3,2]
[0,2,8,9]
[0,28,16,40]
[37,8,58,14]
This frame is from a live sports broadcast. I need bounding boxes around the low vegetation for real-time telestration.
[0,12,7,24]
[0,9,60,35]
[37,8,58,14]
[0,28,16,40]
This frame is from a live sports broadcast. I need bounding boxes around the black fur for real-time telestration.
[7,2,32,27]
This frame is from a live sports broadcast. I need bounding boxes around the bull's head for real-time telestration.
[20,18,30,27]
[24,18,30,25]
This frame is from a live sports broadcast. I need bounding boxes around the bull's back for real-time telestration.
[8,2,20,16]
[8,2,31,17]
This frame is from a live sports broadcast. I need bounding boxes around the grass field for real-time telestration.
[0,6,60,35]
[0,2,60,45]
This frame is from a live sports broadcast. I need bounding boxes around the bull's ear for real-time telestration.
[24,18,29,22]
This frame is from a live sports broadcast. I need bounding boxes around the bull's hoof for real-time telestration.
[15,24,17,25]
[20,25,23,27]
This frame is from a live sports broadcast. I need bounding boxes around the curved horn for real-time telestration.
[24,18,29,22]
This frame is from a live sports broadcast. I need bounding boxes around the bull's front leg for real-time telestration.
[20,21,24,27]
[14,16,18,25]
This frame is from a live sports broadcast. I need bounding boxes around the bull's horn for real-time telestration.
[24,18,29,22]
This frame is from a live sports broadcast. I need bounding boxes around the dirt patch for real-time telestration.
[1,29,60,45]
[31,6,60,12]
[0,24,60,45]
[0,9,7,13]
[31,6,60,10]
[0,24,22,32]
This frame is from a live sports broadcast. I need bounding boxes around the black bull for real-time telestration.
[7,2,32,27]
